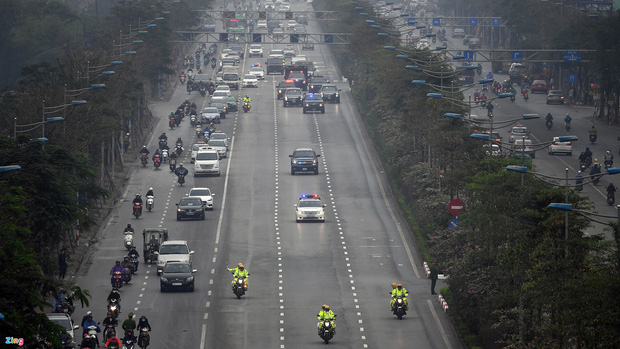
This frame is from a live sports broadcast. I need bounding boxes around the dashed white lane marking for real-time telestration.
[273,80,285,347]
[312,114,369,348]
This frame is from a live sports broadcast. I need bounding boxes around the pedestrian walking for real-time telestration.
[59,248,68,280]
[123,133,130,152]
[430,262,439,295]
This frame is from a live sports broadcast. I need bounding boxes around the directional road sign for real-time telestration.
[512,51,522,62]
[449,218,461,229]
[469,18,478,26]
[568,74,577,84]
[463,50,474,61]
[432,18,441,26]
[564,51,582,62]
[492,18,501,26]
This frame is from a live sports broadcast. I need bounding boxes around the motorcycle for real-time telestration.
[161,149,169,163]
[123,270,132,284]
[169,118,175,130]
[590,134,597,143]
[140,154,148,167]
[199,85,206,97]
[546,120,553,130]
[130,256,139,273]
[190,115,197,127]
[158,140,167,150]
[318,317,336,344]
[232,276,248,299]
[153,157,161,170]
[86,325,100,345]
[474,95,480,105]
[103,324,116,341]
[608,191,615,206]
[392,295,408,320]
[242,102,251,113]
[605,159,613,168]
[180,75,186,84]
[523,92,529,101]
[579,160,588,172]
[108,298,120,318]
[175,146,183,157]
[510,94,515,103]
[133,203,142,218]
[169,158,177,172]
[123,338,136,349]
[124,231,134,250]
[112,271,123,289]
[590,166,601,185]
[565,122,571,132]
[178,174,186,186]
[209,85,215,95]
[146,195,154,212]
[138,327,150,349]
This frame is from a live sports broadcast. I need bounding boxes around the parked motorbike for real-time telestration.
[590,134,597,143]
[232,276,248,299]
[146,195,154,212]
[140,154,148,167]
[243,102,251,113]
[391,295,408,320]
[124,231,134,250]
[169,158,177,172]
[608,191,615,206]
[133,203,142,219]
[317,316,336,344]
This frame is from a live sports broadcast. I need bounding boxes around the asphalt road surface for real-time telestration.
[76,2,461,349]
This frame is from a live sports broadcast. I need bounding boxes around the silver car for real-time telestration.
[201,107,221,124]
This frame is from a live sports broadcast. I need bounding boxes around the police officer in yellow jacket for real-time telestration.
[228,263,249,286]
[317,305,336,333]
[391,284,409,309]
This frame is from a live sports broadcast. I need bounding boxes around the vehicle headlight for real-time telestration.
[321,93,324,97]
[214,162,220,169]
[186,276,194,282]
[177,208,181,212]
[335,92,339,97]
[319,104,323,107]
[305,104,309,107]
[313,159,317,165]
[161,277,168,282]
[285,96,288,100]
[157,260,164,266]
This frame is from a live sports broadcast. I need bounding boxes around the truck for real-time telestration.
[285,64,310,81]
[222,66,240,90]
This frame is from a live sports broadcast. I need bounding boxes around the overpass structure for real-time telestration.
[174,32,351,45]
[197,10,340,21]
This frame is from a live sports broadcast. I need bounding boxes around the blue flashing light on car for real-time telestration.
[301,194,320,199]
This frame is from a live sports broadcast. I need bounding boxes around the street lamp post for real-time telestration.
[34,100,88,149]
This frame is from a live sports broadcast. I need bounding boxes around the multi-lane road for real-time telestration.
[76,1,460,348]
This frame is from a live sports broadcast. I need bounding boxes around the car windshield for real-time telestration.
[244,75,256,79]
[299,200,323,207]
[192,144,204,151]
[180,198,202,206]
[271,50,283,54]
[213,91,228,97]
[196,152,218,160]
[190,189,211,196]
[512,128,528,134]
[294,150,315,157]
[159,244,189,255]
[49,318,72,331]
[210,133,226,139]
[290,73,304,78]
[164,263,191,273]
[250,68,262,72]
[287,89,302,95]
[208,140,226,147]
[323,86,337,91]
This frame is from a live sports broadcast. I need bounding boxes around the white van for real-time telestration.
[194,148,221,176]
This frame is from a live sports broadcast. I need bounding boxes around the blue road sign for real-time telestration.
[432,18,441,26]
[492,18,501,26]
[463,51,474,61]
[469,18,478,26]
[407,18,416,26]
[568,74,577,84]
[449,218,460,229]
[512,51,522,62]
[564,51,581,62]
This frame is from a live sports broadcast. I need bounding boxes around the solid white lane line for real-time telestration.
[427,299,453,349]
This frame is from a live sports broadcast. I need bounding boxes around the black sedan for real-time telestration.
[176,196,205,221]
[160,261,197,292]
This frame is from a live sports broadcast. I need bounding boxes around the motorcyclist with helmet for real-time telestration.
[317,304,336,334]
[228,263,250,287]
[123,224,134,234]
[132,194,143,216]
[152,149,162,165]
[139,146,149,156]
[80,333,98,349]
[102,312,118,340]
[391,283,409,310]
[122,329,138,347]
[604,150,614,167]
[174,163,189,181]
[590,125,598,142]
[243,94,252,108]
[137,315,152,331]
[104,332,121,348]
[473,88,481,102]
[564,113,572,127]
[128,246,140,260]
[121,256,134,274]
[110,261,128,287]
[545,113,553,128]
[486,101,494,117]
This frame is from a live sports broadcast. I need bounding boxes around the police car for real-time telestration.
[294,194,326,222]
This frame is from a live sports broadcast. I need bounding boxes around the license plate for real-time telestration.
[307,214,315,218]
[302,167,307,170]
[186,212,194,215]
[172,283,182,286]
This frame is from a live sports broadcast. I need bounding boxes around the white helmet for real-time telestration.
[149,187,153,191]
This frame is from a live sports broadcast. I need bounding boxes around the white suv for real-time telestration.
[189,187,215,210]
[249,44,264,57]
[194,148,221,176]
[548,137,572,156]
[156,240,194,275]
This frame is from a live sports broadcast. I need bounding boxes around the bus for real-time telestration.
[226,19,245,33]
